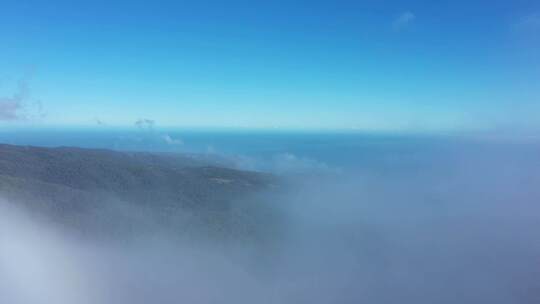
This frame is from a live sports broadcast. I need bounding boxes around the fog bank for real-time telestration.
[1,141,540,304]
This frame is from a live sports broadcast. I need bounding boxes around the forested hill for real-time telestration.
[0,144,281,238]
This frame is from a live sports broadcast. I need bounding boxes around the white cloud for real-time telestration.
[393,11,416,31]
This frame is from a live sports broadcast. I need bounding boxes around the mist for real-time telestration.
[1,139,540,304]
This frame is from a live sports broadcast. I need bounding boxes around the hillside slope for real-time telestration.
[0,144,281,238]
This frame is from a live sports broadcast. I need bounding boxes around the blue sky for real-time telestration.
[0,0,539,131]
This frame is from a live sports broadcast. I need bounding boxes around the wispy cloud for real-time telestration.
[94,117,106,126]
[515,13,540,31]
[134,118,155,130]
[0,77,31,121]
[161,134,183,145]
[0,73,45,121]
[0,100,23,121]
[393,11,416,31]
[134,118,184,146]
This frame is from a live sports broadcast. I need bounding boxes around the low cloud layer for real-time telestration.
[1,139,539,303]
[227,152,340,175]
